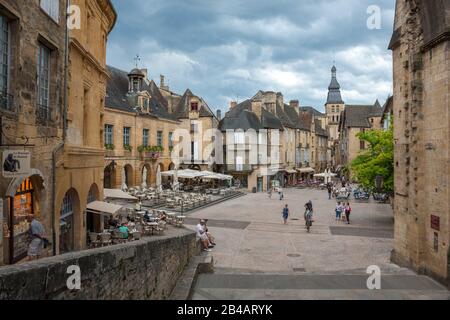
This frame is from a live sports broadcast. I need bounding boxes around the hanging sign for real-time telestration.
[2,150,31,178]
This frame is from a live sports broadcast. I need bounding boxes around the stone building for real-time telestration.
[0,0,116,264]
[337,102,383,172]
[219,91,313,192]
[389,0,450,286]
[314,119,329,173]
[104,66,179,190]
[55,0,116,254]
[0,0,67,265]
[163,87,219,171]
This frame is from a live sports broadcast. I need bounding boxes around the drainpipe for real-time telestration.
[51,0,70,256]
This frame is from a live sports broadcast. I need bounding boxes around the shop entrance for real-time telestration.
[7,178,35,264]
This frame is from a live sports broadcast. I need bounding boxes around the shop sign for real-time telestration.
[2,150,31,178]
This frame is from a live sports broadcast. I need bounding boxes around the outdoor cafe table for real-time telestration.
[146,222,158,235]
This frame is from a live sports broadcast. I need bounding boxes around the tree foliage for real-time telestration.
[351,122,394,193]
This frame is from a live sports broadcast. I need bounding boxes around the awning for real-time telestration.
[297,167,315,173]
[86,201,123,216]
[104,189,138,201]
[286,169,297,174]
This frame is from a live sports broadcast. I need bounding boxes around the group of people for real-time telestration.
[196,219,216,252]
[335,202,352,224]
[281,200,314,230]
[268,187,284,200]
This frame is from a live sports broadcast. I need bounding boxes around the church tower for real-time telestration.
[325,65,345,143]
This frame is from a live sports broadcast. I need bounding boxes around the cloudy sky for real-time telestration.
[107,0,395,113]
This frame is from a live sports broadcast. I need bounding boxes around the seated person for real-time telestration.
[196,219,213,252]
[143,211,151,223]
[118,223,129,239]
[159,212,167,222]
[203,220,216,246]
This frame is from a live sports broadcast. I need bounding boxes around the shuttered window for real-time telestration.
[40,0,60,22]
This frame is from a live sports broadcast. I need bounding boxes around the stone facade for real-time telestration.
[0,0,67,265]
[0,228,199,299]
[389,0,450,286]
[55,0,116,255]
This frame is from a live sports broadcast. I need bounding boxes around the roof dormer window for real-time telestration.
[132,79,139,92]
[191,102,199,112]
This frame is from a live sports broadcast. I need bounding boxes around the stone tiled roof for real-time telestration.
[299,106,325,117]
[299,112,312,132]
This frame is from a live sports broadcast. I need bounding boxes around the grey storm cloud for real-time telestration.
[107,0,395,113]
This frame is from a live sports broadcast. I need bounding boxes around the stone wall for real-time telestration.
[0,229,199,300]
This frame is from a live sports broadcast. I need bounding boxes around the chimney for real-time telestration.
[290,100,300,114]
[229,101,237,110]
[160,74,170,90]
[216,109,222,120]
[251,99,262,120]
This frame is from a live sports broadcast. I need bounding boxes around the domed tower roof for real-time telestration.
[128,68,145,77]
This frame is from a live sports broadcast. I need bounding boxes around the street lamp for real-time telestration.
[375,175,384,192]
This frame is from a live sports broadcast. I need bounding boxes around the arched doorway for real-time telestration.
[124,164,134,188]
[59,188,80,254]
[5,174,44,264]
[86,184,100,234]
[104,162,116,188]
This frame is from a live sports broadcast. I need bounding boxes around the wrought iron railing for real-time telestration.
[0,90,14,112]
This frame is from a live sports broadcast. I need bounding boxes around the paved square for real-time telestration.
[185,188,450,300]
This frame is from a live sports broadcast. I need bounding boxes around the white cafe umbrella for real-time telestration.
[156,165,162,192]
[141,166,148,189]
[121,167,128,191]
[172,167,179,191]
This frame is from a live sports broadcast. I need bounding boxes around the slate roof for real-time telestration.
[219,98,284,131]
[172,89,214,119]
[327,66,344,104]
[342,103,384,128]
[105,66,177,121]
[315,119,328,137]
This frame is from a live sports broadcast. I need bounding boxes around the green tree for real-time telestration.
[351,122,394,193]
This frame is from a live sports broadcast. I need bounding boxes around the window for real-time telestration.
[123,127,131,146]
[157,131,163,147]
[236,156,244,171]
[104,124,114,145]
[191,141,199,160]
[0,14,10,111]
[132,79,139,92]
[60,192,73,220]
[190,122,198,133]
[169,132,173,148]
[191,102,198,112]
[40,0,60,22]
[234,132,245,144]
[37,44,51,120]
[143,129,149,147]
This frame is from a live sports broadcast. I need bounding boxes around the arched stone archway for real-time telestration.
[104,162,116,189]
[124,164,134,188]
[59,188,80,254]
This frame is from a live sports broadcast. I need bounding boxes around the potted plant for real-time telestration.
[123,144,132,152]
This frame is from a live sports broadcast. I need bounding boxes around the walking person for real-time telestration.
[27,217,49,261]
[268,187,273,199]
[327,183,332,200]
[282,205,290,225]
[304,201,314,228]
[279,188,284,201]
[335,202,342,221]
[345,203,352,224]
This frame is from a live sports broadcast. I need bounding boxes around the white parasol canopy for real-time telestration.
[104,189,138,201]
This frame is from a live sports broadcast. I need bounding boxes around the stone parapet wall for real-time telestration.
[0,228,199,300]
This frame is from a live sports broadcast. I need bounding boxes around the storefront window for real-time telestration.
[9,178,35,263]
